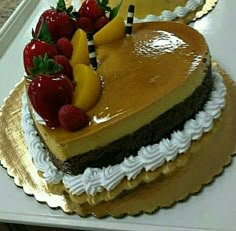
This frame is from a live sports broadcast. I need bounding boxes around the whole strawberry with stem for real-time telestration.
[79,0,107,21]
[29,53,73,79]
[28,74,73,128]
[35,0,76,41]
[77,0,123,32]
[23,20,58,75]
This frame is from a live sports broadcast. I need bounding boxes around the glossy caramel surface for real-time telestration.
[93,22,206,124]
[35,22,209,160]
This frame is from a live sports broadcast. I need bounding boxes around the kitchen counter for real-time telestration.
[0,0,22,28]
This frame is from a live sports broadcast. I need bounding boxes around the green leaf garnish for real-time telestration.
[109,0,123,20]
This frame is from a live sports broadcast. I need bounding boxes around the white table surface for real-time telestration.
[0,0,236,230]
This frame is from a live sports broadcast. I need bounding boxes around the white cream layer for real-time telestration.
[134,0,204,22]
[21,69,226,196]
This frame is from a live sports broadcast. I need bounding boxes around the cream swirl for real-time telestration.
[195,111,213,132]
[139,145,165,171]
[21,69,227,196]
[100,165,124,191]
[159,138,178,162]
[134,0,204,23]
[44,165,64,184]
[186,0,204,10]
[204,100,222,119]
[184,119,203,140]
[171,131,191,153]
[121,156,143,180]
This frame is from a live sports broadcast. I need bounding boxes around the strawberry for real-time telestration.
[24,40,58,75]
[23,20,58,75]
[79,0,106,21]
[53,55,73,80]
[35,0,76,41]
[58,104,89,131]
[94,16,109,32]
[27,54,61,77]
[28,74,73,128]
[56,37,73,59]
[77,0,122,32]
[76,16,95,33]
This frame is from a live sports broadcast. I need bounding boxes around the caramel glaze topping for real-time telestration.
[36,22,209,160]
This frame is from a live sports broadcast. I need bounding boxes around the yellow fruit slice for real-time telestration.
[94,16,125,46]
[70,29,90,67]
[73,64,102,111]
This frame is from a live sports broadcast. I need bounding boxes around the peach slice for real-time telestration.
[70,29,90,67]
[94,16,125,46]
[73,64,102,111]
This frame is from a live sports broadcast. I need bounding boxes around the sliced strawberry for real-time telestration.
[58,104,89,131]
[35,0,76,41]
[53,55,73,80]
[56,37,73,59]
[28,74,73,128]
[76,16,95,33]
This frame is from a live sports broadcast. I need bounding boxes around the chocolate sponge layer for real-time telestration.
[47,65,213,175]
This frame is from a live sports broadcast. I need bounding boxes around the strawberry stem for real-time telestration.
[96,0,123,19]
[56,0,67,11]
[24,75,34,81]
[98,0,111,12]
[29,54,63,77]
[36,20,54,44]
[56,0,77,19]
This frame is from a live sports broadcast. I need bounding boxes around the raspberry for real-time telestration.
[53,55,73,80]
[76,16,95,33]
[56,37,73,59]
[95,16,110,32]
[59,105,89,131]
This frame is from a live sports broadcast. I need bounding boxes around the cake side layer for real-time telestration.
[109,0,204,20]
[33,22,210,161]
[22,68,227,201]
[48,66,212,175]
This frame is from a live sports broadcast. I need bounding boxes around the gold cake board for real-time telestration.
[184,0,218,24]
[0,63,236,218]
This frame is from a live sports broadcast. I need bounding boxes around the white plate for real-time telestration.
[0,0,236,230]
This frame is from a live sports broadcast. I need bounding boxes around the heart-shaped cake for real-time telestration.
[33,21,211,175]
[22,0,226,207]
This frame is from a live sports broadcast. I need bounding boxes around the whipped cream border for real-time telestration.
[21,69,226,196]
[133,0,204,22]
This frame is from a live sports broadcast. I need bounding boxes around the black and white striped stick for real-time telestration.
[125,5,135,37]
[87,32,98,70]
